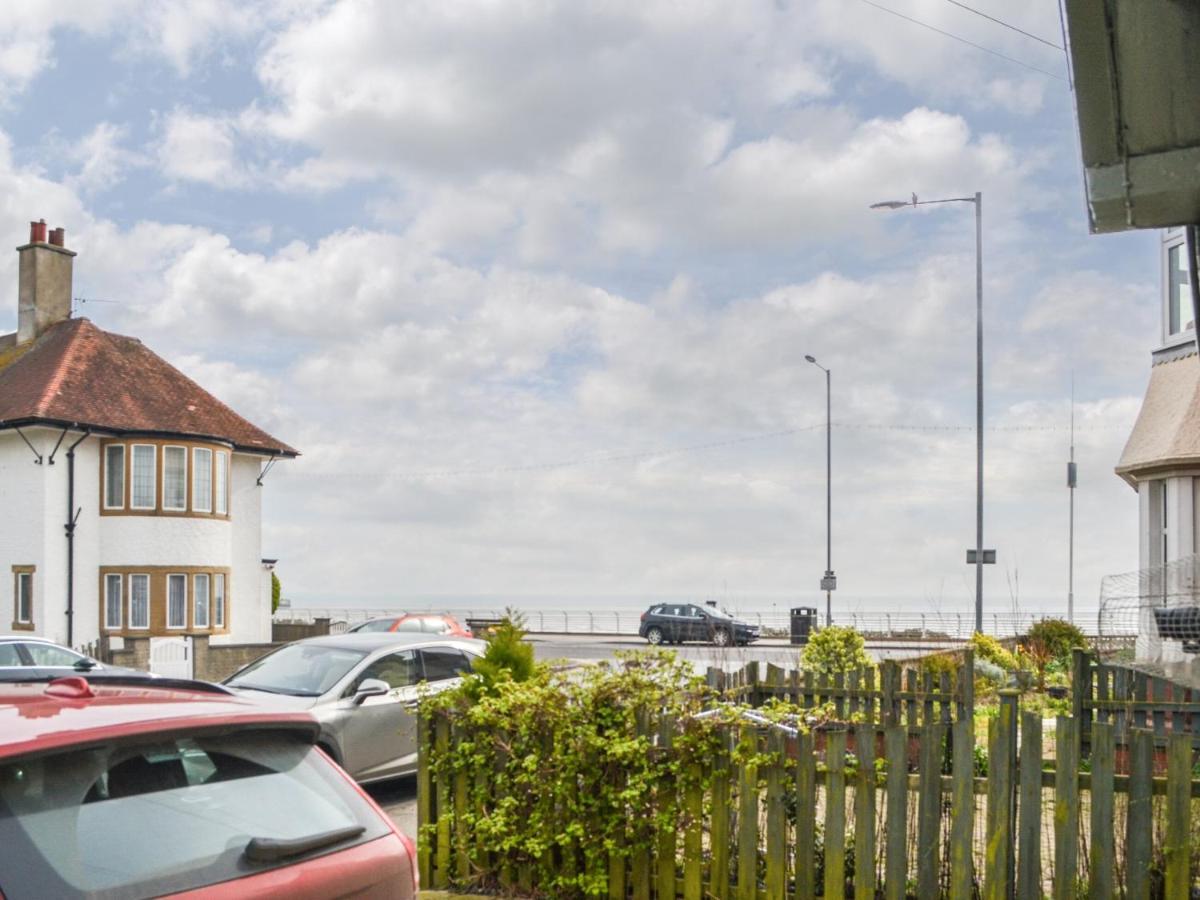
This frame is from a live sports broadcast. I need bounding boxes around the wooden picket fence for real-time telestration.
[1074,648,1200,752]
[418,657,1200,898]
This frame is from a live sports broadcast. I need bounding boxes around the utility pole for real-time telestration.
[1068,374,1076,622]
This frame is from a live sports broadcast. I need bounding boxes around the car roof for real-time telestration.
[0,635,80,646]
[0,678,317,761]
[294,632,484,653]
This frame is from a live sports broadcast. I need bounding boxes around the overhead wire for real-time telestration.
[942,0,1064,51]
[855,0,1068,82]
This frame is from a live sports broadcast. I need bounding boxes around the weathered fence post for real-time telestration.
[824,728,848,900]
[656,714,676,900]
[984,692,1017,899]
[853,722,877,900]
[1125,728,1153,900]
[683,755,703,900]
[884,725,907,900]
[435,714,452,889]
[417,712,433,888]
[917,722,945,897]
[452,721,470,883]
[1166,732,1192,897]
[1088,721,1114,900]
[631,710,650,900]
[711,728,732,900]
[1017,712,1042,899]
[794,729,817,900]
[736,725,759,900]
[949,715,974,900]
[766,729,787,900]
[1071,649,1092,759]
[1053,716,1079,900]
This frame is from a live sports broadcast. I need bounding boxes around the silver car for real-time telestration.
[223,633,484,783]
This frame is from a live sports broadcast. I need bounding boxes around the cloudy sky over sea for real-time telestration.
[0,1,1159,614]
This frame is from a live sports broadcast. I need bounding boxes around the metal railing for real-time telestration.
[273,606,1113,639]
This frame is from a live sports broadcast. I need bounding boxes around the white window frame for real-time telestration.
[215,451,229,516]
[15,572,32,625]
[214,573,226,628]
[194,573,210,628]
[1163,230,1194,343]
[167,573,187,629]
[129,574,150,630]
[104,573,123,630]
[193,447,213,513]
[103,444,125,510]
[130,444,157,510]
[162,445,188,512]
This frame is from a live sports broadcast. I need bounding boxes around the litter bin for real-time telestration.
[790,607,818,645]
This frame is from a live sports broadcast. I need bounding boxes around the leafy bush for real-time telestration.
[968,632,1019,672]
[461,610,538,700]
[919,652,959,679]
[800,625,873,675]
[1024,618,1088,666]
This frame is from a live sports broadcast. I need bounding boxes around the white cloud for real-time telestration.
[65,122,146,194]
[157,109,248,186]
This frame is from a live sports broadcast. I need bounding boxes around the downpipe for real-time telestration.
[64,430,90,647]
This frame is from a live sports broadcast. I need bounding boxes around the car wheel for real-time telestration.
[646,627,664,645]
[712,629,731,648]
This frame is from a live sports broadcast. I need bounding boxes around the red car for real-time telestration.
[349,613,473,638]
[0,675,417,899]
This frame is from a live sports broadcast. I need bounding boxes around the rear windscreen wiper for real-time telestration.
[243,825,366,863]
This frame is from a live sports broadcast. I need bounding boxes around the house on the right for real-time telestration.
[1114,230,1200,662]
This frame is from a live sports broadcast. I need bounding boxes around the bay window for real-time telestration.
[167,574,187,629]
[193,448,213,513]
[104,444,125,509]
[131,445,156,509]
[163,446,187,511]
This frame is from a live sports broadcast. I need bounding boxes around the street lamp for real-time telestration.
[870,191,991,634]
[805,354,834,627]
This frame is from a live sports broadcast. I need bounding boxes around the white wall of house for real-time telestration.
[1,429,272,648]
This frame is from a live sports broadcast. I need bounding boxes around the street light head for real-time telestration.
[804,355,816,364]
[869,200,911,210]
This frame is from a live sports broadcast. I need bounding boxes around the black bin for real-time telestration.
[790,607,818,645]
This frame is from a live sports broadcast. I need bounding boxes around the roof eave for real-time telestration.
[0,417,299,458]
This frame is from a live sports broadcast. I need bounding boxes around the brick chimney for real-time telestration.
[17,219,76,344]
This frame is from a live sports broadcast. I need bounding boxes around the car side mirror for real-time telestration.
[353,678,390,705]
[74,658,98,671]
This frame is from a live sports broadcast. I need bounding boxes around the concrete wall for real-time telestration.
[193,635,276,682]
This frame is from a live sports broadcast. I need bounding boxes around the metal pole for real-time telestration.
[825,366,832,626]
[1068,374,1075,623]
[974,191,984,635]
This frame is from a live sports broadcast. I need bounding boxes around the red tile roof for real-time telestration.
[0,318,297,456]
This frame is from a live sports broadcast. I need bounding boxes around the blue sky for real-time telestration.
[0,0,1164,616]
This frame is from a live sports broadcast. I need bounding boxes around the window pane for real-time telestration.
[131,446,156,508]
[167,575,186,628]
[104,445,125,508]
[163,447,187,510]
[130,575,149,629]
[353,650,419,691]
[16,574,31,623]
[194,574,210,628]
[192,448,212,513]
[0,643,21,666]
[24,644,85,666]
[214,574,225,628]
[215,453,228,515]
[105,574,122,629]
[1170,243,1193,335]
[419,648,471,682]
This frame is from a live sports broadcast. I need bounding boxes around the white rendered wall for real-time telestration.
[0,431,46,633]
[228,454,267,644]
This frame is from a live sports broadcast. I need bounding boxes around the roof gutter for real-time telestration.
[0,417,298,458]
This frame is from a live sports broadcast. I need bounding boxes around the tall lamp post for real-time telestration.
[870,191,991,634]
[805,355,834,626]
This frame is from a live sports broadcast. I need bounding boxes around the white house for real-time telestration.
[0,220,296,654]
[1116,228,1200,663]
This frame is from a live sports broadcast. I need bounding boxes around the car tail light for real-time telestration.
[640,612,647,621]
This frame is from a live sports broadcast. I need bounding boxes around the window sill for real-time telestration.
[11,621,34,631]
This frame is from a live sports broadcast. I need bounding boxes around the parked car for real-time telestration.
[0,674,417,899]
[224,633,484,783]
[638,603,760,647]
[0,635,148,681]
[348,613,473,639]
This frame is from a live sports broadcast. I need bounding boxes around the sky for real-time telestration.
[0,0,1163,617]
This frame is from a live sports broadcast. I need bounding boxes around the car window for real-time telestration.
[419,648,471,682]
[421,619,451,633]
[23,644,84,667]
[392,619,426,633]
[225,645,368,697]
[0,729,390,898]
[0,644,23,667]
[353,650,419,692]
[686,606,705,618]
[352,619,395,633]
[649,606,665,615]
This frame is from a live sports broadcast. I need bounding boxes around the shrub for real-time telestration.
[461,610,539,700]
[1024,618,1088,666]
[800,625,873,675]
[968,632,1019,672]
[919,652,959,679]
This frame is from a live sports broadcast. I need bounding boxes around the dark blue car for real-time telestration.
[638,603,759,647]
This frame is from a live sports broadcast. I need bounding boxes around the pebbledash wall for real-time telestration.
[0,425,273,647]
